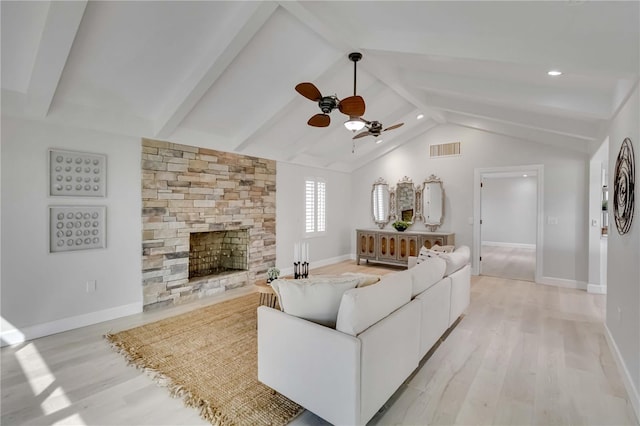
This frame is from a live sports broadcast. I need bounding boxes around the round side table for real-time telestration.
[254,280,278,309]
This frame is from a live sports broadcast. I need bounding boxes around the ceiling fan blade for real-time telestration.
[295,82,322,101]
[352,131,372,140]
[338,95,366,117]
[308,113,330,127]
[383,122,405,132]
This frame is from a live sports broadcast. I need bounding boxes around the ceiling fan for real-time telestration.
[352,120,404,140]
[295,52,366,128]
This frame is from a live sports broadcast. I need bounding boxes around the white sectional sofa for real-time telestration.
[257,246,471,426]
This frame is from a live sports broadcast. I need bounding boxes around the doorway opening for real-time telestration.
[473,165,543,283]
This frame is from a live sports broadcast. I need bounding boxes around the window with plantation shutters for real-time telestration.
[305,178,326,235]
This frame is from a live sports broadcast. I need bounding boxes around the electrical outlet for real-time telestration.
[591,219,599,227]
[547,216,558,225]
[86,280,97,293]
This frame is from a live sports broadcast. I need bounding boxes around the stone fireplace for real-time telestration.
[189,230,248,279]
[141,138,276,310]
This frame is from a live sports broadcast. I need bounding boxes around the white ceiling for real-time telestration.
[2,1,638,172]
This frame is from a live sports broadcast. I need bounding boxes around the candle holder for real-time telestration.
[294,261,309,279]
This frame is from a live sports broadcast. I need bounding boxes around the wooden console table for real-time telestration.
[356,229,455,267]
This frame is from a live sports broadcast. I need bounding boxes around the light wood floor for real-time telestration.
[2,261,637,426]
[480,244,536,282]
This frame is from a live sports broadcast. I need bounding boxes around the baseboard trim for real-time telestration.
[279,254,353,278]
[482,241,536,249]
[604,324,640,424]
[587,283,607,294]
[537,276,588,290]
[0,302,142,347]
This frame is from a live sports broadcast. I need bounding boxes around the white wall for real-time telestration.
[351,124,589,284]
[605,84,640,419]
[1,116,142,345]
[481,176,537,246]
[276,162,352,275]
[588,139,609,292]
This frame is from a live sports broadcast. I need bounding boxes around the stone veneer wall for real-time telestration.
[141,138,276,310]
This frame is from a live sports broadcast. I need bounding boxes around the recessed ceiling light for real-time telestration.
[416,113,425,120]
[376,139,383,144]
[547,70,562,76]
[523,174,528,178]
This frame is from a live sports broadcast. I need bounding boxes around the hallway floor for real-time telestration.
[481,244,536,282]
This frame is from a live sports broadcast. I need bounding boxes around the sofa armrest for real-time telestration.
[448,264,471,326]
[257,306,361,425]
[407,256,418,269]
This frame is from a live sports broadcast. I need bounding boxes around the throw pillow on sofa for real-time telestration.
[341,272,381,287]
[270,277,360,327]
[430,244,455,253]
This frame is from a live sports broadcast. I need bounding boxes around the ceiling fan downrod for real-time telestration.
[349,52,362,97]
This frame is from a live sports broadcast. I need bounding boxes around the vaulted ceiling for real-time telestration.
[2,1,638,172]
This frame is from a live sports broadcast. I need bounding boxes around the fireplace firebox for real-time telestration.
[188,230,248,280]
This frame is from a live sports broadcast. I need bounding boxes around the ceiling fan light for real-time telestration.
[344,117,365,132]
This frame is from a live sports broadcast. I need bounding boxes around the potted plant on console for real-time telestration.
[392,220,411,232]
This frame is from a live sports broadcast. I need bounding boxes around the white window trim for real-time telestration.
[305,177,326,237]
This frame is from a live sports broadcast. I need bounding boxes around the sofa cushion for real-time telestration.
[341,272,381,288]
[336,270,412,336]
[270,277,360,327]
[416,245,470,276]
[442,246,470,276]
[407,256,446,297]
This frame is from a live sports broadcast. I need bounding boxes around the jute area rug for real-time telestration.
[105,293,302,426]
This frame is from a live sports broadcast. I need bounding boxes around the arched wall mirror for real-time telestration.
[371,178,391,229]
[423,175,444,231]
[396,176,416,223]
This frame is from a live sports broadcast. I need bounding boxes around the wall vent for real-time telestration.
[430,142,461,157]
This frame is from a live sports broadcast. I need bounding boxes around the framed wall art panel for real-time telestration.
[50,206,106,253]
[49,149,107,197]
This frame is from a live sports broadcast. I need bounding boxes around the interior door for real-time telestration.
[479,173,538,282]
